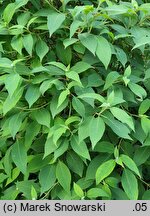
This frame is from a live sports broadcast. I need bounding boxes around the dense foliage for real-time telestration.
[0,0,150,200]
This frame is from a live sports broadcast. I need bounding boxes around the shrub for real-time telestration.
[0,0,150,200]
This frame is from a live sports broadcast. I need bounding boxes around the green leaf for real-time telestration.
[11,35,23,55]
[15,0,29,8]
[28,154,52,173]
[76,178,93,190]
[66,151,84,177]
[71,61,92,74]
[75,42,87,56]
[120,154,141,177]
[96,159,116,185]
[53,140,69,162]
[0,173,7,184]
[3,148,12,177]
[3,3,16,24]
[111,188,129,200]
[39,165,56,194]
[76,88,95,107]
[36,39,49,62]
[39,80,53,95]
[0,42,4,53]
[31,108,51,128]
[78,33,97,55]
[31,186,37,200]
[6,168,20,186]
[25,85,41,108]
[106,5,128,15]
[16,180,38,200]
[9,113,25,139]
[128,82,147,99]
[110,107,134,131]
[124,65,131,77]
[47,61,66,71]
[11,141,27,174]
[121,169,138,200]
[65,116,80,126]
[133,121,146,144]
[25,121,41,149]
[53,127,67,145]
[70,20,82,38]
[130,27,150,53]
[78,93,105,103]
[4,73,21,97]
[23,34,33,56]
[133,147,150,166]
[104,71,120,90]
[0,58,13,68]
[71,135,90,160]
[142,190,150,200]
[105,177,119,188]
[87,188,109,198]
[56,161,71,193]
[96,36,112,69]
[56,41,72,65]
[87,73,104,87]
[78,117,91,142]
[115,47,127,67]
[44,136,58,158]
[61,0,71,10]
[94,141,114,154]
[123,74,130,86]
[31,66,49,74]
[141,117,150,136]
[132,36,150,50]
[47,12,66,37]
[89,116,105,149]
[102,111,131,139]
[138,99,150,115]
[63,38,78,49]
[143,133,150,146]
[86,154,111,180]
[66,71,82,85]
[57,89,70,108]
[17,11,30,26]
[1,186,19,200]
[145,68,150,80]
[73,183,84,198]
[3,86,24,115]
[72,96,85,117]
[40,78,64,95]
[50,95,68,118]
